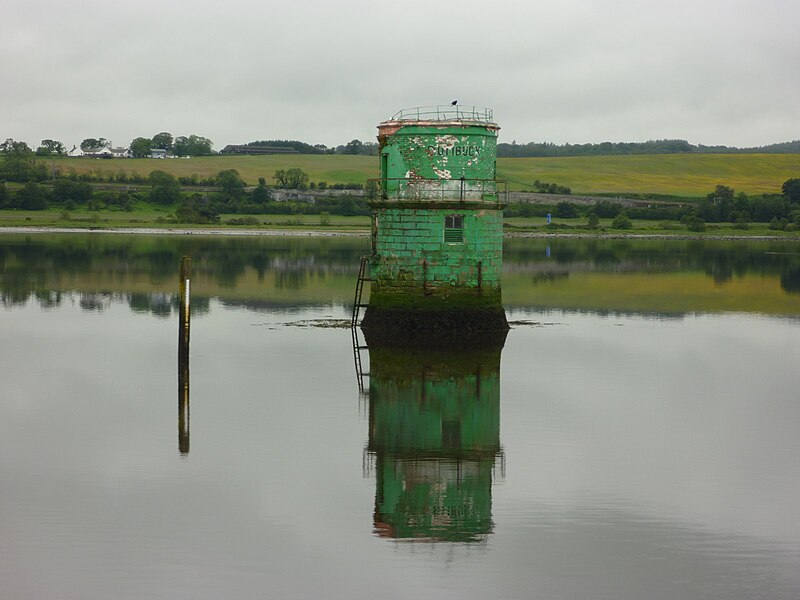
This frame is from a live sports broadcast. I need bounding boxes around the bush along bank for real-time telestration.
[2,171,799,232]
[502,182,800,232]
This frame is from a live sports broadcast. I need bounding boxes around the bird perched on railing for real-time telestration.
[451,100,458,106]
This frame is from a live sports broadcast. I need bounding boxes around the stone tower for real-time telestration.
[360,105,509,344]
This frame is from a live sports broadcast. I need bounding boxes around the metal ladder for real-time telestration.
[351,256,373,327]
[351,256,373,396]
[351,326,370,396]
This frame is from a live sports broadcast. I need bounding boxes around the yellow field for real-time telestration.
[51,155,376,188]
[497,154,800,196]
[47,153,800,197]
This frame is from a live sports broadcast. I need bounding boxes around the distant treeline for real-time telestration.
[246,140,327,154]
[497,139,800,158]
[244,139,378,156]
[243,138,800,158]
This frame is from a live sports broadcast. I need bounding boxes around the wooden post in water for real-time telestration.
[178,256,191,455]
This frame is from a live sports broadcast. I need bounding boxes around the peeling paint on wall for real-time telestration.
[379,124,498,189]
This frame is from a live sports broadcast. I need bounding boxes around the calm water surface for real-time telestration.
[1,233,799,599]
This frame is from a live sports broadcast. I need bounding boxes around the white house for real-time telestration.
[67,143,131,158]
[82,147,114,158]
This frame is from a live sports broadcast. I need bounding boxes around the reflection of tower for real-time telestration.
[364,340,505,542]
[360,105,509,344]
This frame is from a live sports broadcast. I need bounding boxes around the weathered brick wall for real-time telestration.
[373,207,503,293]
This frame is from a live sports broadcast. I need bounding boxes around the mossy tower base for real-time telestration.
[360,200,508,345]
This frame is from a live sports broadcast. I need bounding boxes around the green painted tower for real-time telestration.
[359,105,509,343]
[365,344,504,542]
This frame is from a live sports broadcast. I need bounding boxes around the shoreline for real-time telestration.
[0,226,798,242]
[0,226,370,237]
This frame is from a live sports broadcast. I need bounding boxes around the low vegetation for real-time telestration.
[2,142,799,235]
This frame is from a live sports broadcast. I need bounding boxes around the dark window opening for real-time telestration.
[444,214,465,243]
[442,420,461,448]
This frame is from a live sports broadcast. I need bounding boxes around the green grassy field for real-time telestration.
[498,154,800,196]
[51,155,377,188]
[48,153,800,198]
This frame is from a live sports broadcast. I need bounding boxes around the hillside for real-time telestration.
[497,154,800,197]
[48,153,800,198]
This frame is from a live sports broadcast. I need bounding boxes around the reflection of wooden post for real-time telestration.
[178,257,191,455]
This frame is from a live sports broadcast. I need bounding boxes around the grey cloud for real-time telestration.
[1,0,797,149]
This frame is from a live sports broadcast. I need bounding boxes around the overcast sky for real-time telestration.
[2,0,798,151]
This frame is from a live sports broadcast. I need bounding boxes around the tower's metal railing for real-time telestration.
[389,105,494,123]
[368,177,508,204]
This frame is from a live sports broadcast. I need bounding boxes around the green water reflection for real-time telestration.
[0,233,798,316]
[365,343,504,542]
